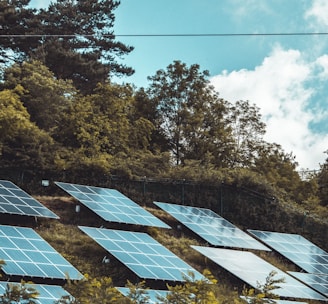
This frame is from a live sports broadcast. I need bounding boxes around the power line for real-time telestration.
[1,32,328,38]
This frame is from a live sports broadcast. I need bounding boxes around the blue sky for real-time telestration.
[30,0,328,170]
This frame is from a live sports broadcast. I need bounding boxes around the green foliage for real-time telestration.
[1,60,77,133]
[0,0,134,94]
[226,100,266,168]
[242,270,285,304]
[124,280,151,304]
[0,86,56,170]
[147,60,232,166]
[0,281,39,304]
[61,274,125,304]
[318,152,328,206]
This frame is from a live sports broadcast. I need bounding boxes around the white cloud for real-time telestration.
[210,46,328,170]
[305,0,328,27]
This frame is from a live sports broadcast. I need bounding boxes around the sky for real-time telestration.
[29,0,328,170]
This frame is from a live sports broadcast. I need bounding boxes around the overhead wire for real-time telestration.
[0,32,328,38]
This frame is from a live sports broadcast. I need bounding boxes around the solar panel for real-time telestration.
[0,225,83,280]
[288,272,328,297]
[0,180,59,219]
[154,202,270,251]
[116,287,170,303]
[55,182,170,228]
[240,296,308,304]
[79,226,204,282]
[248,230,328,274]
[191,246,327,301]
[0,281,72,304]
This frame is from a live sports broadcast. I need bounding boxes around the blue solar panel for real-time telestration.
[154,202,270,251]
[0,281,72,304]
[79,226,204,282]
[288,272,328,297]
[0,180,59,219]
[0,225,83,280]
[191,246,327,301]
[248,230,328,274]
[116,287,170,303]
[240,296,308,304]
[55,182,170,228]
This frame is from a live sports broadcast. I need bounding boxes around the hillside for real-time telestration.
[3,187,323,303]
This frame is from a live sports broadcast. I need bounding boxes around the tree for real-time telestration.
[1,60,77,133]
[0,86,55,170]
[147,61,232,166]
[318,151,328,206]
[226,100,266,168]
[0,0,134,94]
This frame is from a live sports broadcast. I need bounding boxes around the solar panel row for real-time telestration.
[0,281,72,304]
[154,202,270,251]
[191,246,327,301]
[248,230,328,275]
[0,225,83,280]
[288,272,328,297]
[0,180,59,219]
[79,226,204,282]
[56,182,170,228]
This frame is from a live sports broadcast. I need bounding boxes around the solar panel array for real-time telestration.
[191,246,327,301]
[56,182,170,228]
[248,230,328,274]
[0,281,72,304]
[79,226,204,282]
[116,287,170,303]
[288,272,328,297]
[0,180,59,219]
[154,202,270,251]
[0,225,83,280]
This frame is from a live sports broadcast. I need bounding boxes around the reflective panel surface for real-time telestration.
[240,296,308,304]
[191,246,327,301]
[56,182,170,228]
[288,272,328,297]
[0,225,83,280]
[0,281,72,304]
[0,180,58,219]
[116,287,170,303]
[248,230,328,274]
[154,202,269,250]
[79,226,204,282]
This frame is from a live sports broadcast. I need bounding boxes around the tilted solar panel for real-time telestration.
[248,230,328,274]
[191,246,327,301]
[240,296,308,304]
[116,287,170,303]
[55,182,170,228]
[0,281,72,304]
[79,226,204,282]
[154,202,270,251]
[0,180,59,219]
[288,272,328,297]
[0,225,83,280]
